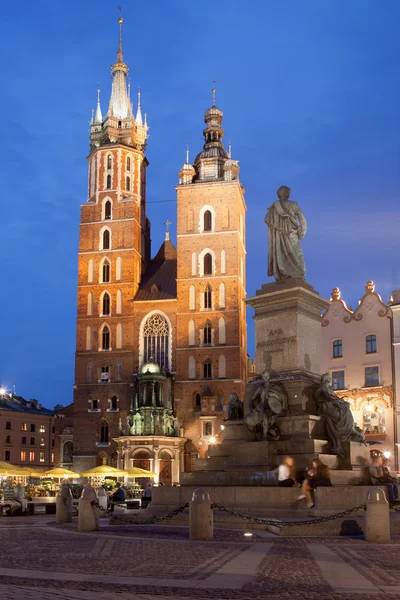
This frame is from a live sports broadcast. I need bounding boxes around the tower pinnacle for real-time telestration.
[117,16,124,63]
[94,87,103,123]
[108,17,130,119]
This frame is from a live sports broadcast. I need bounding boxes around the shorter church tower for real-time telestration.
[175,91,247,461]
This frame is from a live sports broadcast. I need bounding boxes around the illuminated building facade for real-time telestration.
[321,281,398,468]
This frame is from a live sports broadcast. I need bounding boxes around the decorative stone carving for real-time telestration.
[265,185,307,283]
[314,373,366,457]
[226,392,244,420]
[245,370,288,440]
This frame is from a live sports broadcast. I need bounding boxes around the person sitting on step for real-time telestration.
[369,455,399,505]
[278,456,296,487]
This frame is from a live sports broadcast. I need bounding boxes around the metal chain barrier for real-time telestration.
[210,502,367,527]
[91,500,189,525]
[63,497,78,518]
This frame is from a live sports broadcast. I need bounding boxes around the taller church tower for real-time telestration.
[73,18,150,471]
[175,91,247,457]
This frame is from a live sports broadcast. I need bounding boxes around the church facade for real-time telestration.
[63,18,247,482]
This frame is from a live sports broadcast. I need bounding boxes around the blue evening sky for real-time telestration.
[1,1,399,408]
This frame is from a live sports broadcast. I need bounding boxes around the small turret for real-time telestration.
[178,145,196,185]
[94,87,102,123]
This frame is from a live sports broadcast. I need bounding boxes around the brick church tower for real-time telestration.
[63,20,247,475]
[73,18,150,471]
[174,90,247,458]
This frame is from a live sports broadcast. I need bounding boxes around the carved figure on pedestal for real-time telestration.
[245,370,288,440]
[132,411,143,435]
[125,414,131,436]
[314,373,366,457]
[226,392,244,420]
[265,185,307,283]
[164,410,176,436]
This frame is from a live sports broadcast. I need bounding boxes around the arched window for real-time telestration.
[203,210,212,231]
[116,257,122,280]
[126,156,131,171]
[188,319,196,346]
[218,354,226,378]
[219,317,226,344]
[116,289,122,314]
[102,293,110,316]
[86,326,92,351]
[87,292,93,316]
[116,323,123,349]
[203,360,212,379]
[195,393,202,410]
[204,253,213,275]
[88,259,94,283]
[106,174,112,189]
[115,361,122,381]
[102,259,110,283]
[63,441,73,463]
[110,396,118,411]
[126,176,131,191]
[102,229,110,250]
[204,285,212,309]
[189,285,196,310]
[100,421,109,444]
[104,200,112,220]
[102,326,110,350]
[221,250,226,274]
[142,313,170,369]
[191,252,197,276]
[219,282,226,308]
[87,362,93,383]
[107,155,112,170]
[188,356,196,379]
[204,321,212,345]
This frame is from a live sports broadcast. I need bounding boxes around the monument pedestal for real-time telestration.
[245,280,330,413]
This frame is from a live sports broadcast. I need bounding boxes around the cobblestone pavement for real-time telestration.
[0,517,400,600]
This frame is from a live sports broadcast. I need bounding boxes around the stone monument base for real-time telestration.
[180,419,370,487]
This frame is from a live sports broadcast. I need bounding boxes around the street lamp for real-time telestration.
[0,387,6,397]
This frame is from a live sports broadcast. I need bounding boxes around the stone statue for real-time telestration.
[314,373,366,457]
[132,411,143,436]
[226,392,244,420]
[245,370,288,440]
[164,410,176,436]
[118,417,123,435]
[265,185,307,283]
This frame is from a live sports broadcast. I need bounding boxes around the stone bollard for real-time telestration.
[56,484,73,524]
[96,486,108,517]
[364,487,390,543]
[189,488,213,540]
[78,483,99,532]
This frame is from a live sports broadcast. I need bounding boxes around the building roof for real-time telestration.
[0,395,54,416]
[134,240,177,302]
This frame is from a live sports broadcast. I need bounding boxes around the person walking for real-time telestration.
[298,458,331,508]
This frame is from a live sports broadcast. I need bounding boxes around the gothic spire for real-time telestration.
[108,17,131,120]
